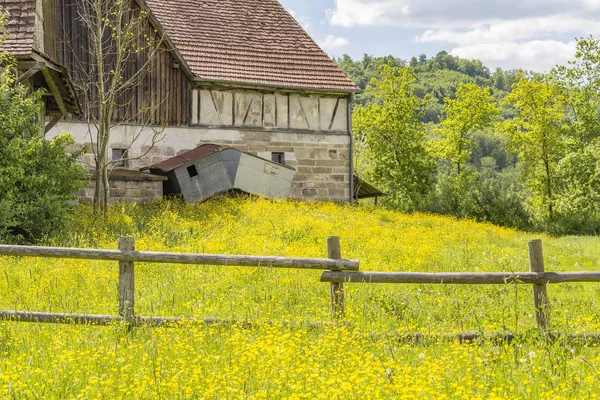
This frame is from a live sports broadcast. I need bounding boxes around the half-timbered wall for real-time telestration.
[54,0,192,126]
[194,88,349,133]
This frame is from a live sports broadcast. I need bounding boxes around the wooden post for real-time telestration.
[528,239,550,331]
[118,236,135,324]
[327,236,345,318]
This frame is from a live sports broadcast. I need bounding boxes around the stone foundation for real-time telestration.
[50,122,352,202]
[80,170,166,203]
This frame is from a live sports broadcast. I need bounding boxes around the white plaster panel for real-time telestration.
[289,94,308,130]
[245,94,263,127]
[191,89,199,125]
[319,97,338,131]
[275,93,289,129]
[263,94,276,128]
[234,92,253,126]
[299,95,319,130]
[212,90,233,125]
[331,98,348,132]
[199,90,221,125]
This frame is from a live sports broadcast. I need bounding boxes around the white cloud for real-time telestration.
[328,0,409,27]
[327,0,600,71]
[451,40,577,71]
[417,17,599,46]
[317,35,350,53]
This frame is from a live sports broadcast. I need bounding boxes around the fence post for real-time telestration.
[528,239,550,331]
[118,236,135,325]
[327,236,344,319]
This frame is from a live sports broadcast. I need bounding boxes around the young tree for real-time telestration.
[0,11,84,243]
[499,75,567,223]
[552,36,600,149]
[434,83,499,176]
[549,37,600,233]
[69,0,164,212]
[353,65,435,210]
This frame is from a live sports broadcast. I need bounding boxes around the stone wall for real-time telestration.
[50,88,353,202]
[80,170,166,203]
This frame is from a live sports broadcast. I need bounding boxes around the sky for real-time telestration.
[278,0,600,72]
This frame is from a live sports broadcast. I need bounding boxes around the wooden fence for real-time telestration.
[0,237,598,331]
[0,236,357,326]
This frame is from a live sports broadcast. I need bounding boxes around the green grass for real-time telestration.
[0,198,598,399]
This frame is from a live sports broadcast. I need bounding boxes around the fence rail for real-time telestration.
[0,237,598,333]
[0,244,359,271]
[320,271,600,284]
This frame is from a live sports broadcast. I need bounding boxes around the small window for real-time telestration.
[271,152,285,165]
[112,148,128,168]
[187,165,198,178]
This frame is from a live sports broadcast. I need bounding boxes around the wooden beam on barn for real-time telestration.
[42,68,68,115]
[15,62,45,85]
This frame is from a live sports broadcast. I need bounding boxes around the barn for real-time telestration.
[52,0,361,202]
[2,0,376,203]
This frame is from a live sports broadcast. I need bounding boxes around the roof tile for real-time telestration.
[145,0,358,92]
[0,0,36,57]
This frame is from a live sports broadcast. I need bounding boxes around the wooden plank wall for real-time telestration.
[55,0,192,126]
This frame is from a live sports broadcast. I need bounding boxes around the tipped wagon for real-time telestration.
[142,144,296,202]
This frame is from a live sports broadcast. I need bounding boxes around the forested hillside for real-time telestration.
[336,45,600,235]
[335,51,520,123]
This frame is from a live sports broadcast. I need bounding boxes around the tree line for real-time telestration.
[340,41,600,235]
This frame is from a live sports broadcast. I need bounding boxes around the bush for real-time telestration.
[0,22,84,243]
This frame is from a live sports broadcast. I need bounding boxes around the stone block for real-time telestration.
[302,188,318,197]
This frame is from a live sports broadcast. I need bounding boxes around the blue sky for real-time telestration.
[278,0,600,72]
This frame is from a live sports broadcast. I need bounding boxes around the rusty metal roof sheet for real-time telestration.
[354,176,385,199]
[144,0,359,92]
[143,144,222,173]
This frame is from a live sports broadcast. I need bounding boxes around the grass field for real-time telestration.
[1,198,599,399]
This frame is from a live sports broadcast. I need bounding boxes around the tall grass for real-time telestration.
[0,197,599,398]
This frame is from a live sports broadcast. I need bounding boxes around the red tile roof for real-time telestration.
[145,0,359,92]
[0,0,36,56]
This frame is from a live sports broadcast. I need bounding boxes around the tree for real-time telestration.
[499,75,567,223]
[549,37,600,233]
[353,65,435,210]
[0,10,84,243]
[552,36,600,149]
[69,0,165,212]
[434,83,499,176]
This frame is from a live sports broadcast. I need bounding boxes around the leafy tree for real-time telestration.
[353,65,435,209]
[499,75,567,223]
[0,11,84,243]
[553,36,600,149]
[434,83,499,175]
[550,37,600,233]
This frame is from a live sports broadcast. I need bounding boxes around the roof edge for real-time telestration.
[135,0,196,82]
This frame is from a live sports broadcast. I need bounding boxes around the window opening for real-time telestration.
[187,165,199,178]
[271,152,285,165]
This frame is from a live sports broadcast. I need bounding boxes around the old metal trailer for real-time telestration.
[142,144,295,201]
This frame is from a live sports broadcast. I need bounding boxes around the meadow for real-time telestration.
[0,197,599,399]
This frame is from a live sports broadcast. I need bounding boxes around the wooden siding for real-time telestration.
[54,0,192,126]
